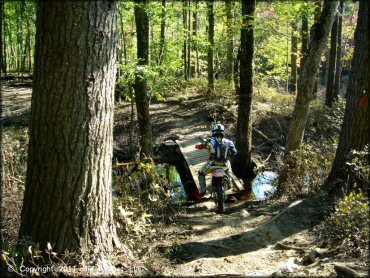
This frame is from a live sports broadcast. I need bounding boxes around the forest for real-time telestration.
[0,0,369,277]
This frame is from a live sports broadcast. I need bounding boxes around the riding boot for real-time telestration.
[198,174,206,196]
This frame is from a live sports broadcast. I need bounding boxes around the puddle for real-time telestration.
[252,171,278,199]
[156,164,187,204]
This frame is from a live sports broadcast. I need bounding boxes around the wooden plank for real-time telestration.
[176,136,243,193]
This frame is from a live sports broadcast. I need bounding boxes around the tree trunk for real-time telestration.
[290,22,298,93]
[300,11,309,71]
[285,0,339,153]
[312,0,322,99]
[232,0,256,189]
[134,0,153,159]
[225,0,234,83]
[158,0,166,73]
[325,1,369,191]
[192,0,198,77]
[333,0,343,101]
[1,0,6,76]
[233,46,240,95]
[187,0,191,80]
[325,11,338,107]
[25,6,32,73]
[183,0,188,80]
[206,0,214,94]
[193,0,199,76]
[19,1,120,255]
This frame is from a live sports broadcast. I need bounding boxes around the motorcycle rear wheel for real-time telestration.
[214,180,225,213]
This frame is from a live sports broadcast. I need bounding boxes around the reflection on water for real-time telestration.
[252,171,278,199]
[156,164,187,204]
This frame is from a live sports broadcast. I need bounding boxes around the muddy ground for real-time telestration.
[1,81,368,277]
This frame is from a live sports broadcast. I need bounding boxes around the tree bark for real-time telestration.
[285,0,339,153]
[325,1,369,190]
[225,0,234,83]
[187,0,191,80]
[157,0,166,72]
[134,0,153,159]
[325,11,339,107]
[183,0,188,80]
[312,0,322,99]
[290,22,298,93]
[206,0,214,94]
[300,11,309,71]
[1,0,6,76]
[333,0,343,101]
[232,0,256,189]
[193,0,199,76]
[19,1,120,255]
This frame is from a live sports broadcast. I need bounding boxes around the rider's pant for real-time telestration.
[198,160,233,196]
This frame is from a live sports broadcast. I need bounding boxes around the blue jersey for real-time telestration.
[205,137,237,161]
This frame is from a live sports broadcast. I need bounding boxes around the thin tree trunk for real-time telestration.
[25,7,32,73]
[158,0,166,73]
[187,0,191,80]
[325,1,369,191]
[19,1,120,255]
[206,0,214,94]
[333,0,343,101]
[325,10,339,107]
[225,0,234,83]
[183,0,188,80]
[1,0,7,76]
[312,0,322,99]
[233,47,240,95]
[134,0,153,159]
[16,2,21,76]
[233,0,256,190]
[192,0,198,77]
[290,22,298,93]
[300,11,309,71]
[20,1,26,73]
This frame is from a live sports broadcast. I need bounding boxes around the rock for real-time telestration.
[308,249,322,263]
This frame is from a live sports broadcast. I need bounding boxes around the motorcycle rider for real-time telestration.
[196,124,237,197]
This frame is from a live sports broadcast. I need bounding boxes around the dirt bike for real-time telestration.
[209,165,229,213]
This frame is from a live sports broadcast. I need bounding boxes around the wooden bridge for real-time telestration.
[176,136,244,194]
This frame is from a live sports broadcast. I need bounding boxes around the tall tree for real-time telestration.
[206,0,214,94]
[193,0,199,76]
[192,0,199,77]
[134,0,153,158]
[290,22,298,93]
[325,1,369,190]
[278,0,339,191]
[19,1,120,254]
[225,0,234,83]
[325,9,339,107]
[312,0,322,99]
[182,0,188,80]
[333,0,343,101]
[157,0,167,71]
[300,9,309,71]
[233,0,256,191]
[1,0,6,76]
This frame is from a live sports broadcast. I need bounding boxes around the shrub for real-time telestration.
[315,190,369,258]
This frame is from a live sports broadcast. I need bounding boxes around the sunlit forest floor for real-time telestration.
[1,78,368,276]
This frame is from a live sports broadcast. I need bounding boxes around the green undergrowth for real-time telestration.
[112,161,184,262]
